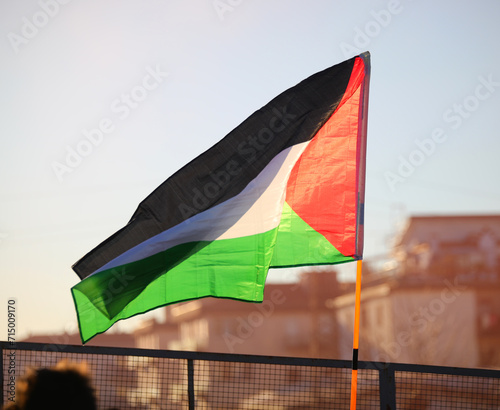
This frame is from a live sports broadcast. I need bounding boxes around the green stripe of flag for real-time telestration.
[72,229,277,343]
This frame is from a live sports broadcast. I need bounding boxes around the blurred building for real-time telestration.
[134,318,179,350]
[392,215,500,278]
[332,215,500,368]
[22,331,135,348]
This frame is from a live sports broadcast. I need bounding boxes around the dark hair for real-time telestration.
[7,361,97,410]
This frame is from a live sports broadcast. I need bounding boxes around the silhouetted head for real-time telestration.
[10,360,97,410]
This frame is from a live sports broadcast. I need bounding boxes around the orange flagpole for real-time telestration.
[350,259,363,410]
[350,51,369,410]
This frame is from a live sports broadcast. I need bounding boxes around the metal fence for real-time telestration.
[2,341,500,409]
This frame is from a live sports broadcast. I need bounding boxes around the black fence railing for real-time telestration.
[2,341,500,409]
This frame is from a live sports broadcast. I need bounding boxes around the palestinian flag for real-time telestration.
[72,52,370,343]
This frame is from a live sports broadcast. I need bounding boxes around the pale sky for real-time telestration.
[1,0,500,340]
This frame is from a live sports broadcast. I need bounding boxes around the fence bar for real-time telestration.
[0,341,352,368]
[187,358,195,410]
[379,365,396,410]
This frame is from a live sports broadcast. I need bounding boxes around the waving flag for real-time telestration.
[72,52,370,343]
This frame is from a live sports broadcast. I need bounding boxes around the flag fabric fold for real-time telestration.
[71,52,370,343]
